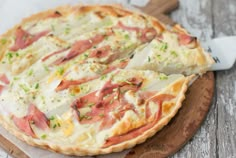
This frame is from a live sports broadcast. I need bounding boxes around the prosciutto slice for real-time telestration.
[0,74,9,85]
[10,27,49,51]
[115,21,157,43]
[12,104,49,137]
[102,93,175,148]
[53,34,105,65]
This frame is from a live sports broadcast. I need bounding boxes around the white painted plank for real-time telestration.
[213,0,236,157]
[170,0,217,157]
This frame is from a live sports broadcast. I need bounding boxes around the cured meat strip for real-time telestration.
[27,104,49,130]
[177,33,197,48]
[53,34,105,65]
[89,45,111,58]
[10,27,49,51]
[102,102,162,148]
[71,78,143,130]
[12,104,49,137]
[55,59,129,91]
[115,21,157,43]
[41,48,69,62]
[0,74,10,85]
[0,85,4,95]
[102,93,175,148]
[12,116,36,138]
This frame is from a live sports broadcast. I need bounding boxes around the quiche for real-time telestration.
[0,5,214,156]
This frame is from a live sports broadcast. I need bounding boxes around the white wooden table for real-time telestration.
[0,0,235,157]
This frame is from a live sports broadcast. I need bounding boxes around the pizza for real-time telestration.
[0,5,214,156]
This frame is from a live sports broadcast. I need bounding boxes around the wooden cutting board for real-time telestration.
[0,0,215,158]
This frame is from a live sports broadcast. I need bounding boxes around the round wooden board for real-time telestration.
[125,72,215,158]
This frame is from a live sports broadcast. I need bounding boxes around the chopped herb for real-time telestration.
[32,96,36,100]
[99,113,105,117]
[80,114,92,120]
[93,46,97,49]
[148,56,151,62]
[57,67,64,76]
[84,115,92,120]
[40,96,46,104]
[53,124,57,128]
[176,63,183,68]
[101,74,107,80]
[171,51,178,57]
[6,52,13,63]
[15,52,19,57]
[28,69,33,76]
[105,36,109,40]
[124,34,130,40]
[43,64,50,72]
[156,54,162,60]
[83,54,88,58]
[51,24,55,31]
[41,134,47,139]
[1,38,7,45]
[64,27,71,34]
[49,116,55,120]
[160,42,168,52]
[34,83,39,89]
[13,77,20,80]
[120,59,126,62]
[19,84,30,93]
[70,93,76,97]
[87,103,95,107]
[159,74,168,80]
[57,122,61,127]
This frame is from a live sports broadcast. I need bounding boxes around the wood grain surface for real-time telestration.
[170,0,236,158]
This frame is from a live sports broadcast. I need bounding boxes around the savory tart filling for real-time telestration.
[0,5,213,156]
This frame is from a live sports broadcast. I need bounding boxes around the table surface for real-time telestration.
[0,0,235,157]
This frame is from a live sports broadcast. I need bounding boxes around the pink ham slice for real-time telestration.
[12,115,36,138]
[55,76,97,92]
[41,48,69,62]
[53,34,105,65]
[115,21,157,43]
[149,94,175,105]
[140,28,157,43]
[0,85,4,95]
[116,21,140,32]
[89,45,111,58]
[71,78,143,130]
[10,27,49,51]
[0,74,9,85]
[102,102,162,148]
[27,104,49,130]
[55,59,129,91]
[178,33,197,47]
[102,93,175,148]
[12,104,49,137]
